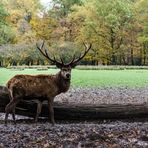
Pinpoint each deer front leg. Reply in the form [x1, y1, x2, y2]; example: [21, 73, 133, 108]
[35, 101, 42, 122]
[48, 99, 55, 125]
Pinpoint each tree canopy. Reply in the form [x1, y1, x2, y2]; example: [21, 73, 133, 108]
[0, 0, 148, 66]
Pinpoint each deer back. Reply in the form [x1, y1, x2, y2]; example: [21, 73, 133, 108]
[7, 74, 60, 100]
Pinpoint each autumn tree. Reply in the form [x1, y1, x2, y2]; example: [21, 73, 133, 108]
[136, 0, 148, 65]
[2, 0, 41, 43]
[0, 0, 148, 66]
[0, 2, 14, 45]
[0, 0, 44, 66]
[69, 0, 136, 65]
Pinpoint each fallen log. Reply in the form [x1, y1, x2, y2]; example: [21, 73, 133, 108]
[0, 86, 148, 120]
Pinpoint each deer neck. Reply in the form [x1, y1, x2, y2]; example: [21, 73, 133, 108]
[55, 72, 70, 94]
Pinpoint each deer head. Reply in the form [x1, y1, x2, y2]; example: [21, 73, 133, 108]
[36, 41, 92, 80]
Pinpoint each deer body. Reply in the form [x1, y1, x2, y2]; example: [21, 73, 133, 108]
[5, 41, 91, 125]
[5, 69, 71, 125]
[7, 73, 70, 101]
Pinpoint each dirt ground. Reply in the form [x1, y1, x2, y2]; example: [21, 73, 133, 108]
[0, 87, 147, 148]
[0, 119, 147, 148]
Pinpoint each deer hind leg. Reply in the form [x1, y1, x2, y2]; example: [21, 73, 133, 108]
[5, 97, 20, 125]
[12, 105, 16, 124]
[35, 101, 42, 122]
[5, 90, 12, 125]
[48, 99, 55, 125]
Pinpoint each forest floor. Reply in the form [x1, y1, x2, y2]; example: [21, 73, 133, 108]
[0, 87, 148, 148]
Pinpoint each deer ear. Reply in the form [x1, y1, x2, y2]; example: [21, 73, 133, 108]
[56, 63, 62, 69]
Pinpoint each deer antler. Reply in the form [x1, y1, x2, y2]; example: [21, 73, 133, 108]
[36, 41, 63, 66]
[37, 41, 92, 68]
[67, 42, 92, 66]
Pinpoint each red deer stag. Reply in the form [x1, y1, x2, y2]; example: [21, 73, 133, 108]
[5, 41, 92, 125]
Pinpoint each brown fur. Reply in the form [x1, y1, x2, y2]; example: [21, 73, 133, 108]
[5, 70, 70, 125]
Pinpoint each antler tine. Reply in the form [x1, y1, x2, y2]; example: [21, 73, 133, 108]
[36, 41, 63, 65]
[66, 54, 76, 66]
[36, 41, 49, 59]
[44, 49, 57, 63]
[71, 42, 92, 65]
[59, 56, 64, 64]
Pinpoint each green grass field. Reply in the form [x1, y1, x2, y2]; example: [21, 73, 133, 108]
[0, 68, 148, 87]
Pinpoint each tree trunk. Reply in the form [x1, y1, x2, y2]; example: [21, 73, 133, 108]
[0, 86, 148, 120]
[131, 48, 134, 65]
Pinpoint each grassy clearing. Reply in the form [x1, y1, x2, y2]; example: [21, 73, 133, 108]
[0, 68, 148, 87]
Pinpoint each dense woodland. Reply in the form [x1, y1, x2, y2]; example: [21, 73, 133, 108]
[0, 0, 147, 66]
